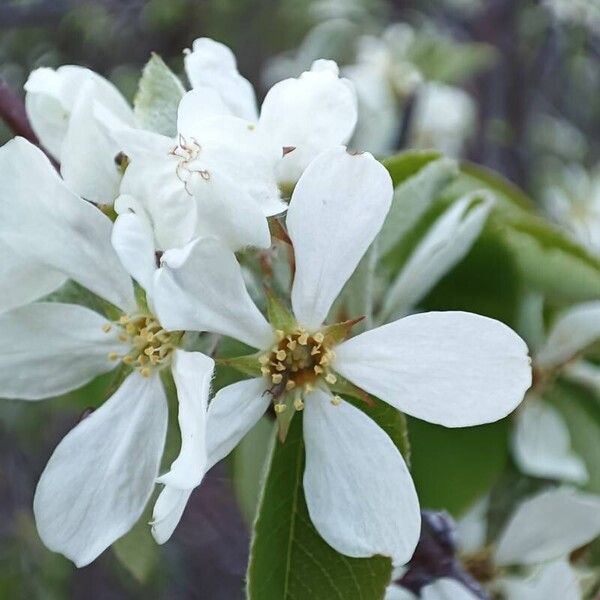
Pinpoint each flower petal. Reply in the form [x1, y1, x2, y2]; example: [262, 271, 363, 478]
[153, 237, 274, 349]
[206, 378, 270, 470]
[288, 147, 393, 329]
[25, 65, 130, 159]
[512, 398, 588, 484]
[455, 496, 489, 554]
[258, 60, 357, 183]
[151, 486, 193, 545]
[303, 389, 421, 566]
[335, 311, 531, 427]
[0, 239, 66, 313]
[421, 579, 480, 600]
[494, 487, 600, 566]
[0, 138, 135, 311]
[60, 80, 133, 204]
[0, 303, 126, 400]
[536, 301, 600, 369]
[385, 584, 416, 600]
[158, 350, 214, 489]
[495, 560, 580, 600]
[33, 372, 168, 566]
[380, 194, 492, 320]
[184, 38, 258, 121]
[177, 87, 232, 133]
[112, 212, 157, 297]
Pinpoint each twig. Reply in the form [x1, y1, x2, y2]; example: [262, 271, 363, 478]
[0, 77, 37, 143]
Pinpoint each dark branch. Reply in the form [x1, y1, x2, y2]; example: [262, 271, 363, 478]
[0, 77, 37, 143]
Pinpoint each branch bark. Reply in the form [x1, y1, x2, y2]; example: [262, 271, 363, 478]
[0, 77, 37, 143]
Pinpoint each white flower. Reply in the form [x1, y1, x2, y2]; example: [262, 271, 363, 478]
[511, 301, 600, 484]
[152, 146, 531, 564]
[542, 163, 600, 255]
[386, 578, 480, 599]
[452, 488, 600, 599]
[184, 37, 358, 185]
[492, 487, 600, 599]
[25, 65, 134, 204]
[0, 138, 213, 565]
[409, 82, 476, 157]
[343, 24, 422, 155]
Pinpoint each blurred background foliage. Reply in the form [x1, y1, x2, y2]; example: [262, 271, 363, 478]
[2, 0, 600, 598]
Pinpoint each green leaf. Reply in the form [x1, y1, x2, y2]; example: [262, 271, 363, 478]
[247, 412, 393, 600]
[134, 53, 185, 137]
[407, 416, 510, 516]
[382, 149, 443, 188]
[379, 157, 458, 258]
[493, 211, 600, 302]
[217, 353, 263, 377]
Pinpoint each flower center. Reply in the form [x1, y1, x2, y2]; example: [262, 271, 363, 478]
[258, 328, 341, 412]
[103, 314, 179, 377]
[169, 134, 210, 192]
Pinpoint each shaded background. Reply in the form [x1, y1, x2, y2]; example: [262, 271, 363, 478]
[1, 0, 599, 598]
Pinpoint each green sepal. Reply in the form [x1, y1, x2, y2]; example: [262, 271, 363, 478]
[329, 374, 373, 407]
[216, 354, 264, 377]
[323, 316, 364, 344]
[264, 287, 297, 332]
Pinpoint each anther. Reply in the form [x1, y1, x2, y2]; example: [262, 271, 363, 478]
[276, 350, 287, 361]
[325, 373, 337, 385]
[108, 352, 119, 361]
[285, 380, 296, 391]
[298, 333, 309, 345]
[140, 367, 152, 378]
[275, 330, 285, 341]
[314, 365, 323, 375]
[294, 397, 304, 411]
[102, 323, 112, 333]
[331, 395, 342, 406]
[274, 403, 287, 413]
[272, 373, 283, 384]
[313, 332, 325, 343]
[287, 340, 297, 350]
[123, 356, 134, 365]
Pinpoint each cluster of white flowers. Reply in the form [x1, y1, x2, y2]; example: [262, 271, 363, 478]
[0, 38, 532, 572]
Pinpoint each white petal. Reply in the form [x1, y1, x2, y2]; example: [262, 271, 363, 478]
[496, 560, 580, 600]
[421, 579, 480, 600]
[288, 147, 393, 329]
[206, 378, 270, 469]
[494, 487, 600, 566]
[150, 350, 214, 544]
[564, 360, 600, 392]
[303, 389, 421, 565]
[158, 350, 214, 489]
[0, 239, 66, 313]
[112, 212, 157, 296]
[153, 237, 274, 349]
[177, 111, 284, 218]
[536, 301, 600, 369]
[33, 372, 168, 566]
[258, 60, 357, 183]
[0, 138, 135, 311]
[385, 585, 416, 600]
[177, 87, 232, 133]
[335, 311, 531, 427]
[151, 486, 193, 545]
[184, 38, 258, 121]
[60, 80, 134, 204]
[25, 65, 130, 159]
[0, 303, 126, 400]
[380, 194, 492, 320]
[456, 496, 489, 554]
[512, 398, 588, 484]
[192, 168, 272, 251]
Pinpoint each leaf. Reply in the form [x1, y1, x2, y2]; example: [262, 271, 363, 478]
[265, 287, 296, 332]
[134, 53, 185, 137]
[247, 398, 410, 600]
[247, 414, 391, 600]
[382, 149, 443, 189]
[407, 416, 510, 516]
[379, 157, 458, 258]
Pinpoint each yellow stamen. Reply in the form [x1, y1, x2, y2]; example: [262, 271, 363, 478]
[102, 323, 112, 333]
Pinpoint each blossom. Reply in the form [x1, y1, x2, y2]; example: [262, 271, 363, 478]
[511, 300, 600, 484]
[464, 488, 600, 599]
[151, 146, 531, 564]
[409, 82, 476, 157]
[25, 65, 134, 203]
[0, 137, 213, 565]
[184, 37, 358, 185]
